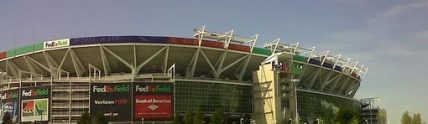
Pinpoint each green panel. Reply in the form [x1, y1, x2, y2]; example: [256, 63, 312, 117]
[252, 47, 272, 56]
[6, 50, 16, 57]
[33, 42, 44, 51]
[15, 45, 34, 56]
[291, 63, 304, 74]
[293, 55, 308, 62]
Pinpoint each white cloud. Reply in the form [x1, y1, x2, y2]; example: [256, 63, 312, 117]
[369, 0, 428, 24]
[380, 2, 427, 17]
[412, 30, 428, 42]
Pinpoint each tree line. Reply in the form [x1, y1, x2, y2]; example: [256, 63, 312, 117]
[174, 110, 225, 124]
[401, 111, 425, 124]
[1, 111, 108, 124]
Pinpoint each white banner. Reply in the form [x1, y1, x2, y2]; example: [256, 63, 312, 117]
[43, 39, 70, 49]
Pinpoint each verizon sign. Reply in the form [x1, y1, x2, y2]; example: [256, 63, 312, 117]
[43, 39, 70, 49]
[90, 83, 132, 122]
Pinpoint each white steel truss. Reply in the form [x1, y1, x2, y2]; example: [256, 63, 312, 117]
[264, 39, 368, 97]
[192, 26, 259, 81]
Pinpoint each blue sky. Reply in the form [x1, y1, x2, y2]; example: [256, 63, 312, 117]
[1, 0, 428, 123]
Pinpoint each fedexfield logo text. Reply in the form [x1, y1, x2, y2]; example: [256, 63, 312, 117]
[93, 84, 129, 93]
[135, 84, 171, 93]
[0, 91, 19, 100]
[22, 89, 49, 97]
[43, 39, 70, 48]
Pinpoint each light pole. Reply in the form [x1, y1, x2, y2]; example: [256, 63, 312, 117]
[141, 117, 144, 124]
[369, 100, 372, 124]
[291, 79, 300, 124]
[36, 105, 44, 124]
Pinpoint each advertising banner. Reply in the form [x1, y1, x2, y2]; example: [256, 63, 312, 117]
[90, 83, 131, 122]
[0, 89, 20, 123]
[21, 99, 49, 122]
[134, 95, 173, 120]
[134, 83, 173, 121]
[43, 39, 70, 49]
[20, 86, 50, 100]
[20, 86, 50, 123]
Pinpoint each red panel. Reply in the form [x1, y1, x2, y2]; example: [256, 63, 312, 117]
[134, 95, 173, 120]
[228, 44, 250, 52]
[167, 37, 198, 46]
[0, 52, 6, 59]
[201, 40, 224, 49]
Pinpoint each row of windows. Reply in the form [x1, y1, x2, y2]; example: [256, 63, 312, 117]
[297, 91, 360, 119]
[175, 81, 252, 113]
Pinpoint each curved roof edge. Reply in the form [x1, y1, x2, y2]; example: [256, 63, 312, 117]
[0, 36, 274, 60]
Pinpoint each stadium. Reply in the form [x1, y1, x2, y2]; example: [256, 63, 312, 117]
[0, 26, 367, 124]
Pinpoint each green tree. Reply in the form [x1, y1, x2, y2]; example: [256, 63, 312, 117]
[401, 111, 412, 124]
[349, 116, 360, 124]
[92, 113, 108, 124]
[77, 112, 91, 124]
[335, 108, 361, 124]
[210, 110, 224, 124]
[184, 111, 195, 124]
[2, 112, 13, 124]
[193, 111, 204, 124]
[317, 104, 336, 124]
[378, 109, 387, 124]
[412, 113, 422, 124]
[174, 116, 184, 124]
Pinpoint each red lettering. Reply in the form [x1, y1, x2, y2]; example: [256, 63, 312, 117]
[106, 86, 113, 92]
[31, 90, 36, 96]
[115, 99, 128, 105]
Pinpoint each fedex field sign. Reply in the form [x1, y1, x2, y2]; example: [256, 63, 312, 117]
[134, 84, 172, 94]
[21, 88, 49, 97]
[0, 91, 19, 100]
[90, 83, 132, 122]
[43, 39, 70, 49]
[92, 84, 129, 93]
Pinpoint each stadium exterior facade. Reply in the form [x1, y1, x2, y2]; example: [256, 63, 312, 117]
[0, 27, 367, 124]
